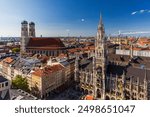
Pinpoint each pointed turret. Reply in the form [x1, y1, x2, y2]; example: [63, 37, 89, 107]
[98, 14, 104, 31]
[97, 14, 105, 45]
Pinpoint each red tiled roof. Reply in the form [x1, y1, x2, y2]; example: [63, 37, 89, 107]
[83, 46, 95, 51]
[127, 38, 135, 41]
[138, 39, 150, 45]
[37, 54, 49, 60]
[27, 47, 64, 50]
[3, 57, 14, 64]
[27, 37, 65, 48]
[68, 48, 78, 53]
[32, 64, 64, 77]
[37, 54, 49, 63]
[138, 38, 150, 42]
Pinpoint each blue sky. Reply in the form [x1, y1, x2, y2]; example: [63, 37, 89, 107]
[0, 0, 150, 37]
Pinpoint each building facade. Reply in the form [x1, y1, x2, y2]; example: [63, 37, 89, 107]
[0, 76, 10, 100]
[30, 61, 74, 98]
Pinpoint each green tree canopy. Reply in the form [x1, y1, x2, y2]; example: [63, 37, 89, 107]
[12, 75, 29, 92]
[12, 48, 20, 53]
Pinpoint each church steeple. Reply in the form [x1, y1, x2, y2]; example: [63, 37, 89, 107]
[98, 14, 104, 30]
[94, 13, 106, 100]
[97, 14, 105, 41]
[95, 14, 106, 61]
[21, 20, 29, 53]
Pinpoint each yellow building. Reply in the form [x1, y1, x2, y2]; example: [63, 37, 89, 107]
[30, 64, 64, 98]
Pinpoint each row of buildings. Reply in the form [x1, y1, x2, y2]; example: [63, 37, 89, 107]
[0, 54, 75, 98]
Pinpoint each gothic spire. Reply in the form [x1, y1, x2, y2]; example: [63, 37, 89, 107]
[98, 13, 104, 30]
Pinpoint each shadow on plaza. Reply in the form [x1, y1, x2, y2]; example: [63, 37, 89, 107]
[46, 86, 83, 100]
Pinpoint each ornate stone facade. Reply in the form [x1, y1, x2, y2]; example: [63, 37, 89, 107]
[76, 15, 150, 100]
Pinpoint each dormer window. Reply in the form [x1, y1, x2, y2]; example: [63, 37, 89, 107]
[5, 82, 8, 87]
[2, 83, 4, 87]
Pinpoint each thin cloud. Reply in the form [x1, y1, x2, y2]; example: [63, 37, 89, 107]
[131, 11, 137, 15]
[140, 10, 145, 13]
[81, 19, 85, 22]
[131, 9, 150, 15]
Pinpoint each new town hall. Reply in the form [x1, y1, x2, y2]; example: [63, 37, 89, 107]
[75, 15, 150, 100]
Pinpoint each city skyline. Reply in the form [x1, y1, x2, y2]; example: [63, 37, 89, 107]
[0, 0, 150, 37]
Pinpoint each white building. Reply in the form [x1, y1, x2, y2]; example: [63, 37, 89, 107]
[0, 76, 10, 100]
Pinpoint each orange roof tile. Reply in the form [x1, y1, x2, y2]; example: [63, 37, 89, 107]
[128, 38, 135, 41]
[68, 49, 78, 53]
[32, 64, 64, 77]
[3, 57, 14, 64]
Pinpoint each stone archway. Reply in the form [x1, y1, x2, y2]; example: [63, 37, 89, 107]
[89, 90, 93, 95]
[80, 88, 84, 94]
[111, 97, 115, 100]
[85, 89, 88, 95]
[97, 89, 101, 98]
[106, 95, 110, 100]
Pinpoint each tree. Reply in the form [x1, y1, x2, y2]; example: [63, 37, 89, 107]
[12, 75, 30, 92]
[12, 48, 20, 53]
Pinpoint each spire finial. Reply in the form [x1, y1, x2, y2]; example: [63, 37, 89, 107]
[100, 13, 102, 25]
[98, 13, 104, 29]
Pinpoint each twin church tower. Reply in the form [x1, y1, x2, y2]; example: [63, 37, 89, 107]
[21, 21, 36, 53]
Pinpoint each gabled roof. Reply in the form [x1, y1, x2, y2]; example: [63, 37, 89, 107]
[32, 64, 64, 77]
[3, 57, 14, 64]
[0, 76, 8, 83]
